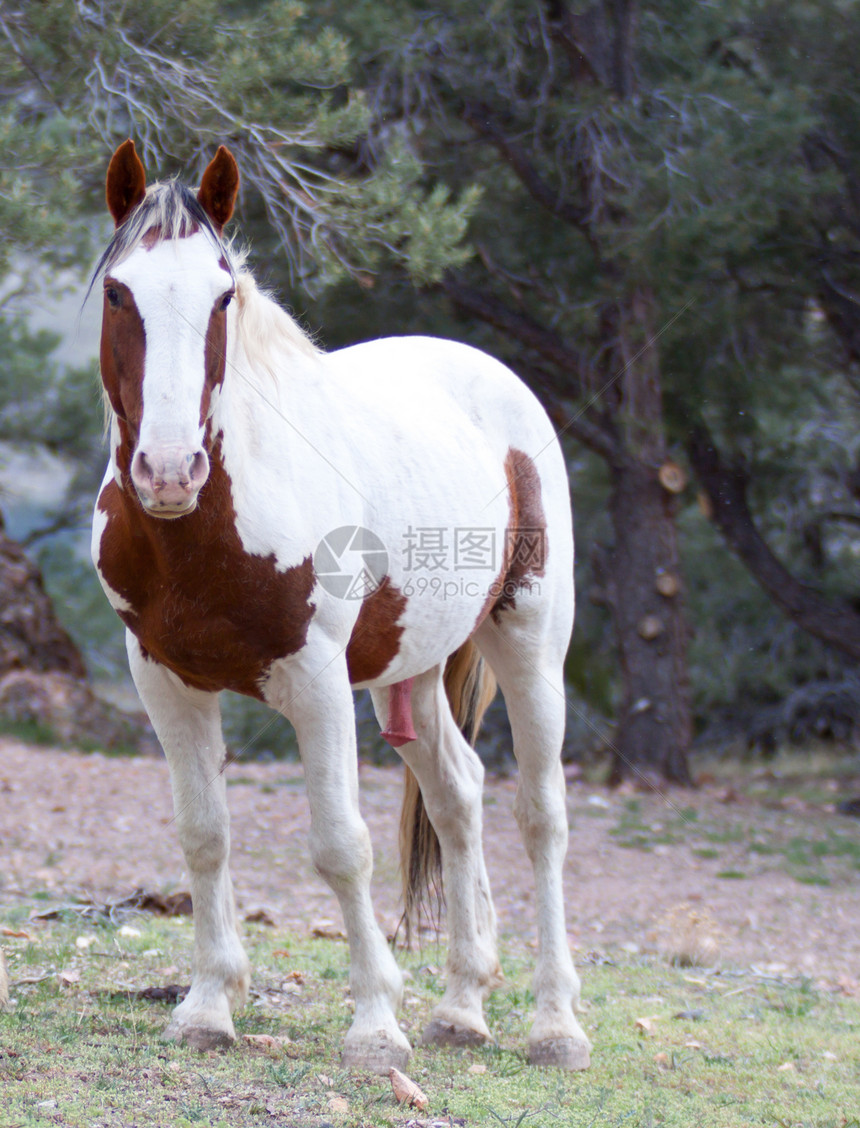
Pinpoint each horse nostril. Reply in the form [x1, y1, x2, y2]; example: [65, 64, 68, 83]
[188, 450, 209, 485]
[131, 448, 155, 488]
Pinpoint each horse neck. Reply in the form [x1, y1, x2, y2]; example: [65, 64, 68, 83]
[219, 300, 324, 448]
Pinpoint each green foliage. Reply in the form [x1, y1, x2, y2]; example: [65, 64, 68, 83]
[0, 318, 101, 456]
[0, 0, 478, 289]
[0, 109, 95, 273]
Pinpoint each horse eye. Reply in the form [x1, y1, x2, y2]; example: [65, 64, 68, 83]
[105, 286, 121, 309]
[219, 291, 234, 311]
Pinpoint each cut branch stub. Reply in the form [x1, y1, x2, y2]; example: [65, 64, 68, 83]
[638, 615, 665, 640]
[655, 572, 680, 598]
[697, 490, 714, 520]
[658, 460, 687, 494]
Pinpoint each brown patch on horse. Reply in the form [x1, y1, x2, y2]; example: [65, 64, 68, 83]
[95, 440, 316, 698]
[198, 146, 240, 233]
[100, 280, 146, 431]
[346, 577, 407, 684]
[201, 305, 228, 423]
[492, 447, 548, 620]
[106, 139, 146, 227]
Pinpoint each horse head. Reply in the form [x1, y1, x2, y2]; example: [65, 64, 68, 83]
[99, 140, 240, 518]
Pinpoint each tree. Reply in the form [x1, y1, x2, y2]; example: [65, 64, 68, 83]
[675, 4, 860, 677]
[0, 0, 477, 290]
[299, 0, 840, 782]
[0, 0, 478, 746]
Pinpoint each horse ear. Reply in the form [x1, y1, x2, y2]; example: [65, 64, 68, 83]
[198, 146, 240, 233]
[106, 140, 147, 227]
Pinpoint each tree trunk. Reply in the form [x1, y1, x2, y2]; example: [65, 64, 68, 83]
[604, 292, 693, 785]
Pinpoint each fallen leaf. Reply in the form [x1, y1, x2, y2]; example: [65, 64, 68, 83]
[273, 948, 290, 958]
[284, 970, 305, 984]
[1, 928, 30, 940]
[777, 1061, 796, 1072]
[328, 1096, 349, 1114]
[467, 1063, 487, 1074]
[118, 926, 140, 939]
[402, 1121, 466, 1128]
[58, 968, 80, 986]
[75, 935, 98, 950]
[779, 796, 808, 812]
[242, 1033, 291, 1051]
[684, 1039, 702, 1050]
[97, 983, 190, 1003]
[635, 1016, 658, 1036]
[311, 920, 347, 941]
[389, 1066, 429, 1110]
[836, 975, 859, 997]
[653, 1052, 670, 1068]
[244, 907, 276, 927]
[110, 890, 192, 916]
[716, 786, 741, 804]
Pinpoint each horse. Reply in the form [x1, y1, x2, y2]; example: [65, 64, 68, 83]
[90, 139, 590, 1073]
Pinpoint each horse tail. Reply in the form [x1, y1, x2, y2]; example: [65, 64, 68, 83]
[399, 640, 497, 943]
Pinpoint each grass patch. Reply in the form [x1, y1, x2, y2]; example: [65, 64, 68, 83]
[1, 904, 859, 1127]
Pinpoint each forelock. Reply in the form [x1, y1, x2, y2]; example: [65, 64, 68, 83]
[88, 179, 236, 298]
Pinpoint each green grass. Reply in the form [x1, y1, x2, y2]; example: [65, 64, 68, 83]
[593, 751, 860, 894]
[2, 907, 859, 1127]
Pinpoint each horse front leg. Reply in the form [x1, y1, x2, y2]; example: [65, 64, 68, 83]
[127, 634, 250, 1049]
[267, 655, 410, 1074]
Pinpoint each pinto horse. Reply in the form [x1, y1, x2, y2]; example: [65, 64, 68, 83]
[90, 140, 590, 1073]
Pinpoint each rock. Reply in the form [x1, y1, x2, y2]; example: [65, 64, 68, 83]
[0, 669, 154, 753]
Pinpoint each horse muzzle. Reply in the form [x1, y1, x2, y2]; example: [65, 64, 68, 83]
[130, 445, 210, 519]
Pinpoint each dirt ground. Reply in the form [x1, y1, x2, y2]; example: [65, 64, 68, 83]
[1, 737, 859, 990]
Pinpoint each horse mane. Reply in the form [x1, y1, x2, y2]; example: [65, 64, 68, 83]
[233, 266, 320, 371]
[90, 177, 320, 395]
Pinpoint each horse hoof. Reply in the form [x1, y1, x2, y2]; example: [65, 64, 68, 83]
[420, 1019, 491, 1049]
[529, 1036, 591, 1070]
[163, 1022, 235, 1051]
[342, 1032, 411, 1075]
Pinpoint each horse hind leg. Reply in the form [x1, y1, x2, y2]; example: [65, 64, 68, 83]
[474, 614, 591, 1070]
[371, 654, 502, 1048]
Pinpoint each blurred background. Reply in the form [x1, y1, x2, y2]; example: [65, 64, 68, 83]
[3, 0, 860, 785]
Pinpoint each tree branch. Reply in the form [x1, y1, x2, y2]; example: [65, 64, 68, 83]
[442, 275, 586, 374]
[520, 363, 620, 462]
[441, 276, 619, 461]
[460, 99, 589, 229]
[687, 424, 860, 661]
